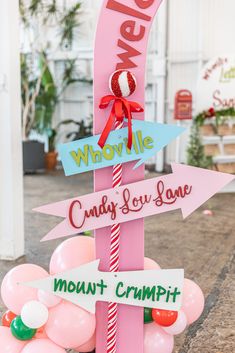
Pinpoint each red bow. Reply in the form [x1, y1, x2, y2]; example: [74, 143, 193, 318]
[98, 95, 144, 150]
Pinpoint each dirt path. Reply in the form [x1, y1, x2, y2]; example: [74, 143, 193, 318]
[0, 170, 234, 352]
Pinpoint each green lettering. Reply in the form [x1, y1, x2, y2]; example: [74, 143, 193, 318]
[170, 287, 181, 303]
[103, 145, 114, 160]
[68, 281, 76, 293]
[97, 279, 108, 295]
[76, 281, 86, 294]
[70, 145, 89, 166]
[133, 287, 142, 300]
[137, 130, 144, 153]
[156, 286, 167, 301]
[54, 278, 67, 293]
[113, 143, 123, 156]
[86, 282, 96, 295]
[132, 133, 139, 154]
[116, 282, 126, 298]
[89, 146, 102, 163]
[142, 286, 156, 301]
[126, 286, 135, 298]
[143, 136, 154, 149]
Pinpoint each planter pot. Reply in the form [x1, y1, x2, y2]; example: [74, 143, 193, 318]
[23, 140, 45, 173]
[45, 151, 58, 171]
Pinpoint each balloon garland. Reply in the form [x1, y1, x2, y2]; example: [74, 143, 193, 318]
[0, 236, 205, 353]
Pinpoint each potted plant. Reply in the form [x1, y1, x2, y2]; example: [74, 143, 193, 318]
[44, 118, 93, 171]
[20, 0, 83, 172]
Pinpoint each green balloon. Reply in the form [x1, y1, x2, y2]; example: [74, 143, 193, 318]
[10, 316, 36, 341]
[144, 308, 153, 324]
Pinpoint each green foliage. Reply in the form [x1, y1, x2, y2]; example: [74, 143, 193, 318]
[60, 3, 81, 47]
[195, 107, 235, 128]
[187, 124, 213, 169]
[47, 118, 93, 152]
[20, 0, 84, 140]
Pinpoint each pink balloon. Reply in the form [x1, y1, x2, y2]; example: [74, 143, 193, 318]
[50, 236, 95, 275]
[1, 264, 48, 315]
[0, 326, 27, 353]
[163, 310, 187, 335]
[21, 339, 66, 353]
[182, 278, 205, 324]
[38, 289, 61, 308]
[144, 257, 161, 270]
[144, 323, 174, 353]
[45, 301, 96, 349]
[75, 331, 96, 352]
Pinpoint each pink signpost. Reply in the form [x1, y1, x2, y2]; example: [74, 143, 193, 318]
[1, 2, 235, 352]
[93, 1, 163, 353]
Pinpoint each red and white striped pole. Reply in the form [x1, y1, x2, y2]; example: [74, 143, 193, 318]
[106, 70, 137, 353]
[107, 120, 123, 353]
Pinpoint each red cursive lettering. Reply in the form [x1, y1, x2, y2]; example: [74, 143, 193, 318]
[120, 188, 151, 214]
[68, 196, 118, 229]
[154, 181, 192, 207]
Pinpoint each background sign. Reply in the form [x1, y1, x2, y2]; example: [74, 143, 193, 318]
[197, 56, 235, 112]
[174, 90, 192, 120]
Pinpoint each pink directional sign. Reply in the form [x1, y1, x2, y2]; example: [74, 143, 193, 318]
[35, 164, 234, 241]
[93, 1, 163, 353]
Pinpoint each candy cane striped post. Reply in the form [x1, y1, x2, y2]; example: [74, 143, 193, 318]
[107, 119, 123, 353]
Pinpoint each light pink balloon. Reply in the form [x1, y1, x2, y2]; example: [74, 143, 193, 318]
[182, 278, 205, 324]
[50, 236, 95, 275]
[21, 339, 66, 353]
[45, 301, 96, 349]
[144, 257, 161, 270]
[144, 323, 174, 353]
[75, 331, 96, 352]
[0, 326, 27, 353]
[1, 264, 48, 315]
[38, 289, 61, 308]
[163, 310, 187, 335]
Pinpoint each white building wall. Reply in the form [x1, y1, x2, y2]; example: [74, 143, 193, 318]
[39, 0, 235, 167]
[165, 0, 235, 165]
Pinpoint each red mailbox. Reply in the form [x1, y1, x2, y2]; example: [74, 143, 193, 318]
[174, 90, 192, 120]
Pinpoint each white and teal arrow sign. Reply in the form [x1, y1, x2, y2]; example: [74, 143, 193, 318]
[58, 121, 185, 176]
[23, 260, 184, 313]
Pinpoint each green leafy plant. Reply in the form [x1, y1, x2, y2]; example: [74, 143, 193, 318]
[195, 107, 235, 128]
[187, 124, 213, 169]
[46, 118, 93, 152]
[20, 0, 83, 140]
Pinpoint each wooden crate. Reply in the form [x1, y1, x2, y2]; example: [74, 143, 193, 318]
[215, 163, 235, 174]
[217, 124, 235, 136]
[200, 125, 216, 136]
[224, 144, 235, 155]
[204, 144, 220, 156]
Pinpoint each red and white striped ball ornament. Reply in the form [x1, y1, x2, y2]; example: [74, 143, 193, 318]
[109, 70, 137, 97]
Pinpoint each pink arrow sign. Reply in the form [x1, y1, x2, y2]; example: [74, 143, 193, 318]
[35, 164, 234, 241]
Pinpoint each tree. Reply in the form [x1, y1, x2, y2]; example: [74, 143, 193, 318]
[187, 124, 213, 169]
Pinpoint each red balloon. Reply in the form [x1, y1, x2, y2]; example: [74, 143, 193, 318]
[2, 310, 17, 327]
[152, 309, 178, 327]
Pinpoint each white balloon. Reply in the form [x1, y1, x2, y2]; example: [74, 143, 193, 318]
[163, 310, 187, 335]
[21, 300, 49, 329]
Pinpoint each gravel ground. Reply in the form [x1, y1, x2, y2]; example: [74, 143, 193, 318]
[0, 170, 234, 352]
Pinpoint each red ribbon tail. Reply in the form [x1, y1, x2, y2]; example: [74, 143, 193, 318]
[127, 109, 133, 150]
[98, 106, 116, 148]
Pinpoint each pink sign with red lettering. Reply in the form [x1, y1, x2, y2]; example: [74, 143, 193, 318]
[93, 2, 163, 353]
